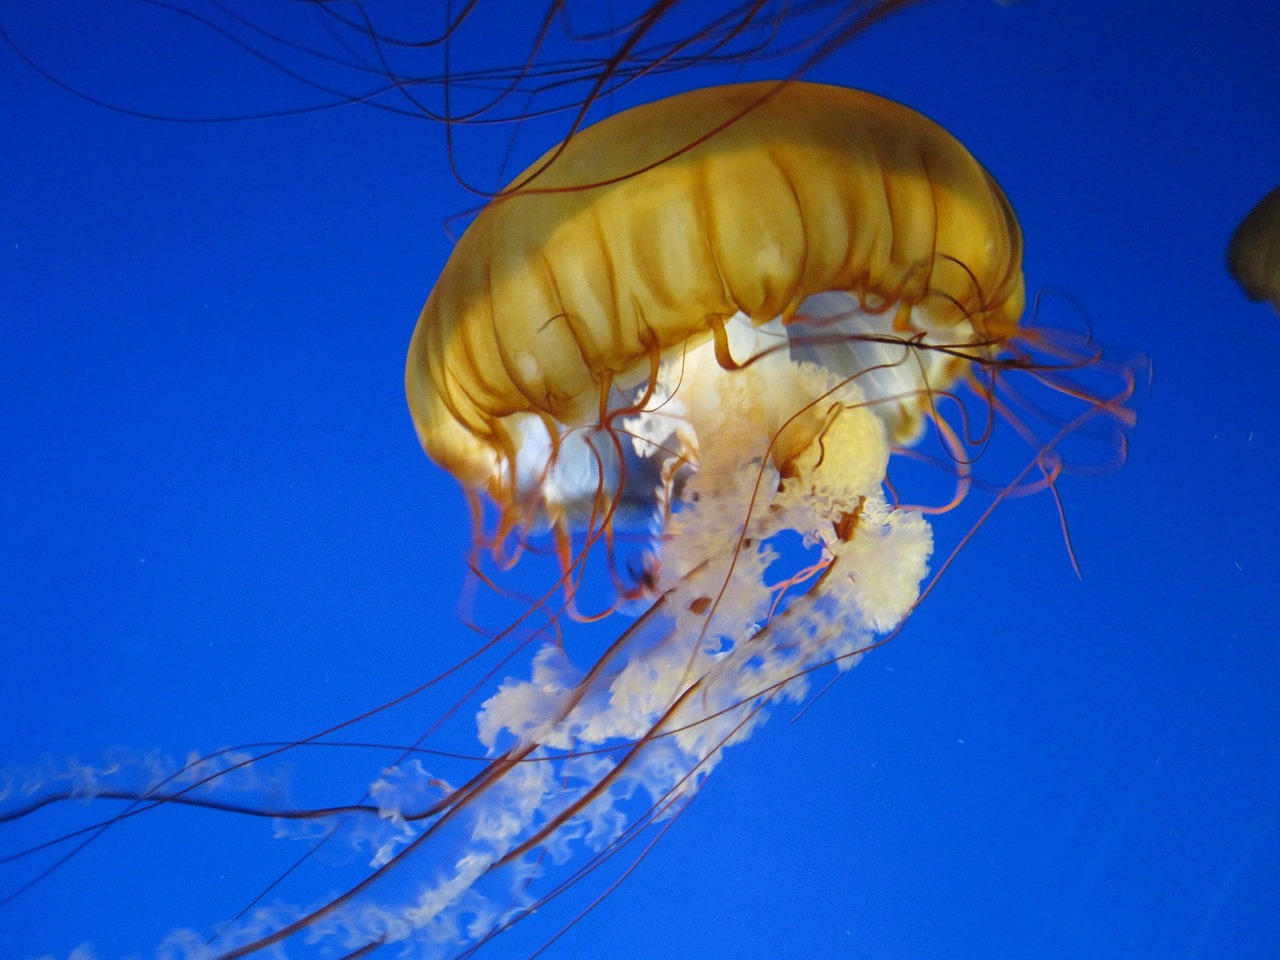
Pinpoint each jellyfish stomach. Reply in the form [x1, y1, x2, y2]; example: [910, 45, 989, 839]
[462, 292, 940, 900]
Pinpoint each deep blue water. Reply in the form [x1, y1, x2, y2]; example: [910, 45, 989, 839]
[2, 3, 1278, 958]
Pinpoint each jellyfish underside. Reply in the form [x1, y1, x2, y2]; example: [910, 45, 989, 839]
[478, 294, 944, 784]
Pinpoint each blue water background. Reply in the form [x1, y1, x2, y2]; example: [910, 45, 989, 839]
[2, 2, 1277, 958]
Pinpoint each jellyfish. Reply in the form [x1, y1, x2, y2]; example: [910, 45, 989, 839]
[1227, 186, 1280, 312]
[2, 80, 1132, 959]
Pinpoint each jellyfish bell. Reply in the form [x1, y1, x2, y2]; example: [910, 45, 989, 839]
[1227, 185, 1280, 312]
[407, 81, 1022, 535]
